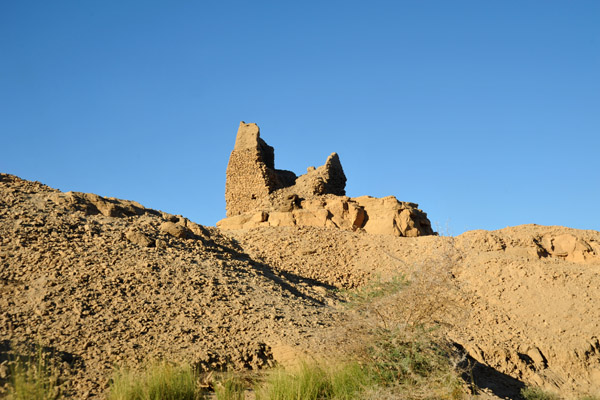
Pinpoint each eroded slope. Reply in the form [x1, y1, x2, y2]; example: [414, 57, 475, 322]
[0, 174, 340, 397]
[229, 224, 600, 397]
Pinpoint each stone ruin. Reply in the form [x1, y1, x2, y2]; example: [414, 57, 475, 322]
[217, 121, 435, 237]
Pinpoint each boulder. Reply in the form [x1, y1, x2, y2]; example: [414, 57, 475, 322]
[353, 196, 434, 237]
[159, 222, 189, 239]
[125, 229, 154, 247]
[541, 233, 594, 262]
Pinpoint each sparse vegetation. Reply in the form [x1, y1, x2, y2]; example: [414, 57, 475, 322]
[216, 253, 466, 400]
[344, 274, 409, 305]
[339, 247, 467, 399]
[364, 327, 464, 399]
[213, 375, 245, 400]
[6, 347, 61, 400]
[520, 386, 560, 400]
[255, 361, 372, 400]
[108, 362, 200, 400]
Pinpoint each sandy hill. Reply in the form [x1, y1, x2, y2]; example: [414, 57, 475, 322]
[0, 173, 341, 397]
[1, 172, 600, 399]
[232, 224, 600, 396]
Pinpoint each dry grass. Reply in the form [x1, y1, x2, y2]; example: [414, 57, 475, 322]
[255, 361, 372, 400]
[213, 375, 245, 400]
[5, 346, 61, 400]
[336, 240, 468, 399]
[108, 361, 201, 400]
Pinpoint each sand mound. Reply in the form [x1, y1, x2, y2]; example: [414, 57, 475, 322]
[0, 174, 340, 397]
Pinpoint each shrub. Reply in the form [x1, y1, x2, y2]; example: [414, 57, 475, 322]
[364, 326, 464, 400]
[340, 244, 467, 399]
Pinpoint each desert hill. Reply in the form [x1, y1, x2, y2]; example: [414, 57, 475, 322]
[0, 173, 343, 397]
[215, 121, 600, 397]
[2, 172, 600, 398]
[231, 224, 600, 396]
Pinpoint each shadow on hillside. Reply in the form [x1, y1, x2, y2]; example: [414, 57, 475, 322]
[0, 340, 83, 366]
[0, 339, 84, 391]
[457, 345, 526, 400]
[213, 237, 338, 305]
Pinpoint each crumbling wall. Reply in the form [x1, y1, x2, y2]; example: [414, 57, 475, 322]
[225, 122, 297, 217]
[281, 153, 346, 198]
[225, 121, 346, 217]
[220, 121, 435, 237]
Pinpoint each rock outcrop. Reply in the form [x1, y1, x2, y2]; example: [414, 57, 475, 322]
[218, 122, 435, 237]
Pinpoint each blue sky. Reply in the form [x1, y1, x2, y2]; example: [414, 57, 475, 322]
[1, 1, 598, 234]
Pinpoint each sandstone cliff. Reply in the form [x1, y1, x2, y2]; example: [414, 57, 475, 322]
[218, 122, 435, 237]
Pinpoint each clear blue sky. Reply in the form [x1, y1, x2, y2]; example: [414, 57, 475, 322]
[1, 1, 599, 234]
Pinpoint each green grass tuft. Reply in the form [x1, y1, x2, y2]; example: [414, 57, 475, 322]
[520, 386, 560, 400]
[214, 375, 245, 400]
[256, 360, 372, 400]
[6, 347, 61, 400]
[108, 361, 201, 400]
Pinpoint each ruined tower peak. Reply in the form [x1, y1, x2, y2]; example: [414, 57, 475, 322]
[234, 121, 261, 151]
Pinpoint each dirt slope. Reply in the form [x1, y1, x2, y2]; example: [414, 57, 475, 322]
[230, 225, 600, 397]
[2, 173, 599, 399]
[0, 174, 340, 397]
[453, 226, 600, 395]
